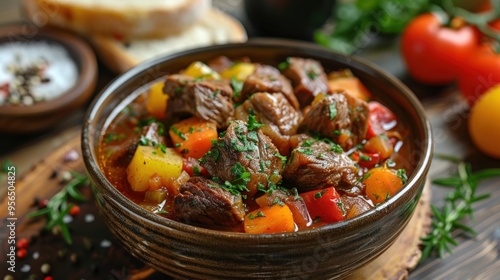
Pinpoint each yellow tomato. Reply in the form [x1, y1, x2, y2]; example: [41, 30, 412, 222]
[468, 85, 500, 159]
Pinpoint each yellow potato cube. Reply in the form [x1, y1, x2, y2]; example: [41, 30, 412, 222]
[126, 145, 183, 192]
[146, 81, 169, 119]
[220, 62, 256, 81]
[182, 61, 221, 80]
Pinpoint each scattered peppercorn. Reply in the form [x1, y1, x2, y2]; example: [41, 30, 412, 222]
[69, 205, 80, 216]
[17, 237, 29, 249]
[17, 248, 27, 259]
[69, 252, 79, 264]
[40, 263, 51, 274]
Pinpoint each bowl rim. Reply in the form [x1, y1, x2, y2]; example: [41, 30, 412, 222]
[0, 22, 97, 116]
[82, 38, 433, 240]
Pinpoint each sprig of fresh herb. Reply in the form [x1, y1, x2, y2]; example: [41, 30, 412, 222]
[420, 155, 500, 261]
[27, 171, 88, 244]
[315, 0, 432, 54]
[0, 159, 15, 180]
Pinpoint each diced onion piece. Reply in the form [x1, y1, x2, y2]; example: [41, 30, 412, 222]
[144, 189, 168, 204]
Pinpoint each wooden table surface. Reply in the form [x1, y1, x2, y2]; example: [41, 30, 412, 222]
[1, 0, 499, 279]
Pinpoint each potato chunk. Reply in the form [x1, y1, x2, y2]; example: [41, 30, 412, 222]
[126, 145, 183, 192]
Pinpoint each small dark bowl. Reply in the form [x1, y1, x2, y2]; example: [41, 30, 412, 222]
[82, 39, 433, 279]
[0, 23, 97, 134]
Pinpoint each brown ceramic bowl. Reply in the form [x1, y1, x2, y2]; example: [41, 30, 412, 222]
[0, 23, 97, 134]
[82, 39, 433, 279]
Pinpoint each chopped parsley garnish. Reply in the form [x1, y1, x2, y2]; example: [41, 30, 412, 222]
[291, 188, 303, 201]
[314, 189, 328, 199]
[247, 130, 259, 142]
[193, 165, 201, 176]
[247, 110, 264, 131]
[307, 69, 319, 80]
[301, 139, 314, 147]
[328, 102, 337, 120]
[212, 89, 221, 99]
[139, 135, 149, 146]
[259, 160, 271, 173]
[274, 152, 287, 168]
[337, 201, 346, 216]
[360, 155, 372, 161]
[297, 147, 314, 155]
[275, 197, 285, 206]
[278, 57, 291, 70]
[397, 169, 408, 184]
[231, 77, 244, 99]
[333, 130, 341, 136]
[104, 133, 126, 143]
[170, 126, 187, 140]
[248, 211, 266, 219]
[214, 162, 251, 196]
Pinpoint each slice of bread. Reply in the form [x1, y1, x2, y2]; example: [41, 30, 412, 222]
[90, 8, 247, 73]
[22, 0, 211, 38]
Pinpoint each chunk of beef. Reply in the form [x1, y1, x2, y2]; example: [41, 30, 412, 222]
[163, 74, 234, 129]
[234, 92, 301, 155]
[240, 64, 300, 109]
[174, 177, 245, 227]
[206, 56, 234, 73]
[282, 138, 358, 192]
[341, 91, 369, 144]
[201, 120, 283, 197]
[298, 91, 368, 150]
[281, 57, 329, 107]
[106, 122, 166, 166]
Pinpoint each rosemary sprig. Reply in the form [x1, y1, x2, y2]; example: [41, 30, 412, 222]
[27, 171, 88, 244]
[0, 159, 15, 180]
[420, 155, 500, 261]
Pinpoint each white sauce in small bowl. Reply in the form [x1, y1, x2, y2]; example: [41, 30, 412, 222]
[0, 41, 79, 106]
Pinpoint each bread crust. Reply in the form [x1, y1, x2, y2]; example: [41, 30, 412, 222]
[22, 0, 211, 38]
[90, 8, 247, 73]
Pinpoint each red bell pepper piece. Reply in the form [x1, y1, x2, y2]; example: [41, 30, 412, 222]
[301, 187, 345, 223]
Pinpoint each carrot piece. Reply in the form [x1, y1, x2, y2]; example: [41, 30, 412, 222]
[244, 204, 295, 234]
[363, 135, 394, 160]
[255, 191, 312, 229]
[146, 80, 169, 119]
[327, 69, 372, 101]
[363, 167, 405, 204]
[169, 116, 218, 159]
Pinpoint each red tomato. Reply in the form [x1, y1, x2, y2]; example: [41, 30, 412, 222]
[366, 101, 396, 139]
[458, 43, 500, 106]
[400, 13, 480, 85]
[301, 187, 345, 223]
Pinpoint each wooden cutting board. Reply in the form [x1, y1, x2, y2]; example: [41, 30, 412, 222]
[0, 133, 431, 280]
